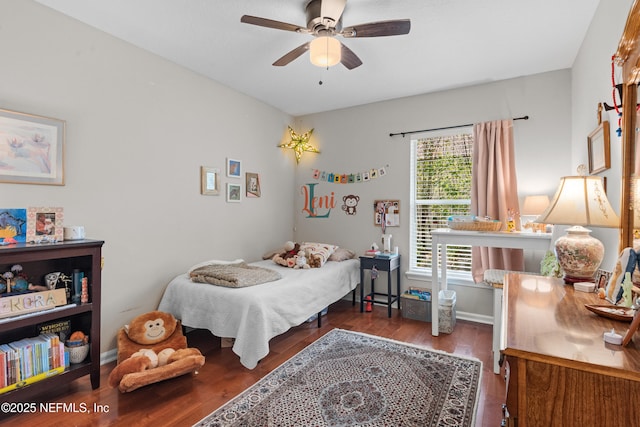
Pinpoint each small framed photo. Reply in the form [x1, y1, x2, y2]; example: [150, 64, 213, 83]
[226, 183, 241, 203]
[594, 269, 612, 290]
[226, 158, 241, 178]
[200, 166, 219, 195]
[0, 108, 65, 185]
[26, 207, 64, 242]
[588, 121, 610, 174]
[246, 172, 261, 198]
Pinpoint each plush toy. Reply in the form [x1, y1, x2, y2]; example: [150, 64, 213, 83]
[294, 250, 310, 269]
[307, 251, 322, 268]
[272, 241, 302, 267]
[282, 241, 300, 259]
[108, 310, 205, 392]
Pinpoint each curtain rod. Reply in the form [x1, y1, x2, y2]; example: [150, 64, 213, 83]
[389, 115, 529, 138]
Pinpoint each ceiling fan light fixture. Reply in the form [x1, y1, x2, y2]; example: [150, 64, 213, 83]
[309, 36, 341, 68]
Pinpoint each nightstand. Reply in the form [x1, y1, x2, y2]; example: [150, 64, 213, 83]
[359, 255, 401, 317]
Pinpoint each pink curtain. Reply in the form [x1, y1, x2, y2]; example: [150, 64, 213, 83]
[471, 120, 524, 282]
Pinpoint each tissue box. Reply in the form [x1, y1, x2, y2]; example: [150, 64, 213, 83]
[574, 282, 596, 293]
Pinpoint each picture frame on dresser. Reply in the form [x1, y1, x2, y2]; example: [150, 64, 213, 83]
[0, 108, 65, 185]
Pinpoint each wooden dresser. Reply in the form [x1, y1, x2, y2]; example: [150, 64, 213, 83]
[501, 274, 640, 427]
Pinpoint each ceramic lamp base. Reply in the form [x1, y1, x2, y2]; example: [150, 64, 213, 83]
[555, 225, 604, 284]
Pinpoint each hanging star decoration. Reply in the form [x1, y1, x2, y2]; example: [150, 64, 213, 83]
[278, 126, 320, 164]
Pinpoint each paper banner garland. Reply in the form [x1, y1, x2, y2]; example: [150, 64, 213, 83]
[312, 165, 388, 183]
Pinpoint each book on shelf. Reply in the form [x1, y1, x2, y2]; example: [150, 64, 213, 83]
[0, 333, 66, 393]
[0, 365, 64, 395]
[363, 250, 380, 257]
[375, 252, 398, 259]
[38, 319, 71, 342]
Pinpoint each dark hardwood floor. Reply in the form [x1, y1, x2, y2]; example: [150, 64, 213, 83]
[4, 300, 505, 426]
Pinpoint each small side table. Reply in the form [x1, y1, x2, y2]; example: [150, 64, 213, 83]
[360, 255, 401, 317]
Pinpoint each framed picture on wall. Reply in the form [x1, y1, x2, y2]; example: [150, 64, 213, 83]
[226, 183, 241, 203]
[200, 166, 219, 195]
[226, 158, 241, 178]
[0, 108, 65, 185]
[587, 121, 610, 174]
[245, 172, 260, 198]
[374, 200, 400, 227]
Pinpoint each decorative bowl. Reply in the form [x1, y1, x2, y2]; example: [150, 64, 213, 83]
[65, 343, 89, 364]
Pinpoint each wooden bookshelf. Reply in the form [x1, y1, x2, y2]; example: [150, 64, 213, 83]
[0, 239, 103, 403]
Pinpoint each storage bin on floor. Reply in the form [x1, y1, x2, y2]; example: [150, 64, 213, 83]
[438, 290, 457, 334]
[401, 287, 431, 321]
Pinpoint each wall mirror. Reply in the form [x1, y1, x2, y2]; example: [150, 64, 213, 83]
[614, 0, 640, 250]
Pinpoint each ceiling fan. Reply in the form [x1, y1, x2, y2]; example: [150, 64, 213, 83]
[240, 0, 411, 70]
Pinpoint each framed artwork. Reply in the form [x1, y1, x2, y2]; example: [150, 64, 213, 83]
[374, 200, 400, 227]
[0, 108, 65, 185]
[587, 121, 610, 174]
[26, 207, 64, 242]
[0, 208, 27, 243]
[594, 269, 611, 291]
[226, 158, 241, 178]
[200, 166, 219, 195]
[246, 172, 261, 198]
[226, 183, 241, 203]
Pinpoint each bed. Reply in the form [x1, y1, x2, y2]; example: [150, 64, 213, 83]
[157, 257, 360, 369]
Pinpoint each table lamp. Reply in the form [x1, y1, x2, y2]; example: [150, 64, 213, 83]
[521, 195, 550, 233]
[535, 176, 619, 284]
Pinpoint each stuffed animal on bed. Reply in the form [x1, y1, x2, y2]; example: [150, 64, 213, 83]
[273, 241, 302, 268]
[294, 250, 310, 269]
[108, 310, 205, 392]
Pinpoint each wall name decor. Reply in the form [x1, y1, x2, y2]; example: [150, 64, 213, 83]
[301, 183, 335, 218]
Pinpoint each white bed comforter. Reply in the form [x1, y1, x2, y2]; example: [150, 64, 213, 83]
[157, 259, 360, 369]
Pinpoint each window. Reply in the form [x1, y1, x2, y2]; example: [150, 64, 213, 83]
[410, 129, 473, 276]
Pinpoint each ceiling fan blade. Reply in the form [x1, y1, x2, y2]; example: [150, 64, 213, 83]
[340, 43, 362, 70]
[321, 0, 347, 25]
[241, 15, 308, 33]
[341, 19, 411, 38]
[273, 42, 311, 66]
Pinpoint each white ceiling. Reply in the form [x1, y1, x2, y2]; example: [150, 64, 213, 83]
[34, 0, 600, 116]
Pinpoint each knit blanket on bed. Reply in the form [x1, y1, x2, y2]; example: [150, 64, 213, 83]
[189, 262, 282, 288]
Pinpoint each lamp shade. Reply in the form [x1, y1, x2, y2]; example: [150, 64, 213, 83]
[309, 36, 341, 67]
[536, 176, 620, 284]
[522, 195, 550, 216]
[535, 176, 619, 227]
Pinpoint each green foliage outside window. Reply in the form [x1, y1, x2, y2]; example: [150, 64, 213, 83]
[413, 134, 473, 271]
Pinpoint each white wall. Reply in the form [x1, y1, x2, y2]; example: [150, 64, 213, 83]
[572, 0, 634, 269]
[295, 71, 572, 320]
[0, 0, 295, 353]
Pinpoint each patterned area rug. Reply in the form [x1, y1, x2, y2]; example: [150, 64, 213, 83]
[194, 329, 482, 427]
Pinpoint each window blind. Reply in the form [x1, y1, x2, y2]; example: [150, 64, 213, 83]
[411, 133, 473, 272]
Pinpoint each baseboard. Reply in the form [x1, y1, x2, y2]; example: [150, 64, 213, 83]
[100, 348, 117, 365]
[456, 310, 493, 325]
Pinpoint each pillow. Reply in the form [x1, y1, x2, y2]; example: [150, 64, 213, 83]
[328, 248, 356, 262]
[300, 242, 338, 268]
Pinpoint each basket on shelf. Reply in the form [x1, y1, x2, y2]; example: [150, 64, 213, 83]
[447, 220, 502, 232]
[65, 343, 89, 364]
